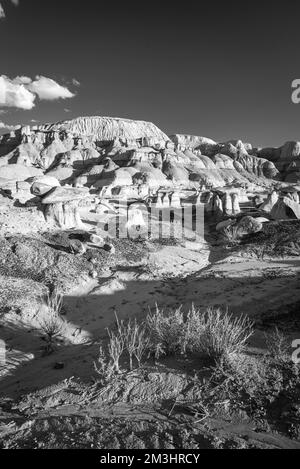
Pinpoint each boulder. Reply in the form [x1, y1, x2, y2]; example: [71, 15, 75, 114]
[90, 234, 105, 247]
[31, 176, 60, 196]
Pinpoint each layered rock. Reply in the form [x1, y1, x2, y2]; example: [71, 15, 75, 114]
[42, 187, 90, 229]
[0, 116, 296, 205]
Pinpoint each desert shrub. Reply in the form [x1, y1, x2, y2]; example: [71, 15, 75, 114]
[146, 305, 185, 358]
[265, 327, 291, 363]
[146, 305, 253, 362]
[39, 289, 65, 354]
[185, 307, 254, 361]
[95, 306, 253, 377]
[95, 315, 150, 378]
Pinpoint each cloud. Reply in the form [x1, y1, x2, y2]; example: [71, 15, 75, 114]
[0, 121, 21, 131]
[0, 4, 5, 19]
[0, 0, 19, 19]
[27, 76, 75, 101]
[72, 78, 81, 87]
[0, 76, 36, 109]
[13, 75, 32, 85]
[0, 75, 76, 110]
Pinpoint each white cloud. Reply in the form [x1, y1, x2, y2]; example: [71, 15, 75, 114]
[0, 0, 19, 19]
[72, 78, 81, 87]
[0, 3, 5, 19]
[0, 76, 36, 109]
[0, 75, 76, 110]
[27, 76, 75, 101]
[0, 121, 21, 131]
[13, 75, 32, 85]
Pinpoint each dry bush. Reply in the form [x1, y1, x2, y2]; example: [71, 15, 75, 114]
[185, 307, 254, 361]
[146, 305, 253, 362]
[95, 315, 150, 378]
[146, 305, 185, 359]
[95, 306, 253, 379]
[39, 289, 65, 355]
[265, 327, 291, 363]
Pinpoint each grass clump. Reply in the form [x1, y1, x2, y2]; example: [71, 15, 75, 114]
[145, 305, 185, 359]
[145, 305, 253, 363]
[185, 306, 253, 361]
[95, 306, 253, 379]
[95, 314, 150, 381]
[39, 289, 65, 355]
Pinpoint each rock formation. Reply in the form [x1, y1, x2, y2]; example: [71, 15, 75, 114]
[41, 187, 90, 229]
[0, 115, 299, 222]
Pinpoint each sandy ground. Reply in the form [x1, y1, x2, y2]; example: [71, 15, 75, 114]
[0, 237, 299, 399]
[0, 224, 300, 449]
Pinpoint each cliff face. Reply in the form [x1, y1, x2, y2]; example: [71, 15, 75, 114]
[30, 116, 170, 144]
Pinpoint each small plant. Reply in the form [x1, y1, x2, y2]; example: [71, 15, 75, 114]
[39, 289, 65, 355]
[95, 315, 150, 379]
[94, 344, 115, 382]
[145, 305, 253, 362]
[121, 318, 150, 370]
[106, 326, 124, 374]
[191, 307, 254, 361]
[146, 305, 185, 359]
[265, 327, 291, 363]
[221, 225, 241, 245]
[45, 288, 63, 316]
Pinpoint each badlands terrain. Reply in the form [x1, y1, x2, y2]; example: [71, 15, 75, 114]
[0, 116, 300, 449]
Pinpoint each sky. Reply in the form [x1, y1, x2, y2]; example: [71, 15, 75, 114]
[0, 0, 300, 147]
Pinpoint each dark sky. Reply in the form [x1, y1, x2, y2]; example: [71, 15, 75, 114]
[1, 0, 300, 146]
